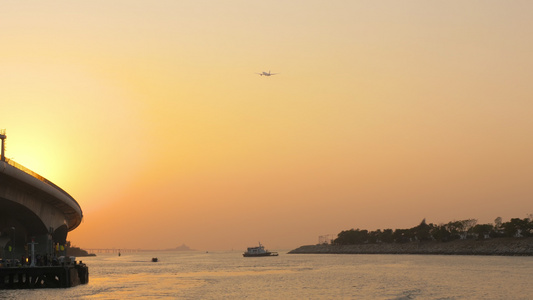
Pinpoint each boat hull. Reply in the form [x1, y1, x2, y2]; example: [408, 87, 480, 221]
[242, 252, 278, 257]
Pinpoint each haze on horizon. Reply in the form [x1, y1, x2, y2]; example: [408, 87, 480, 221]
[1, 1, 532, 251]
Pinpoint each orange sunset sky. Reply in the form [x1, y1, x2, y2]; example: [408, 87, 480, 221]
[1, 1, 533, 251]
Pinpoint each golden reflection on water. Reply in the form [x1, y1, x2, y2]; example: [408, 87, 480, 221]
[7, 252, 531, 299]
[177, 269, 297, 277]
[86, 265, 298, 299]
[87, 273, 205, 299]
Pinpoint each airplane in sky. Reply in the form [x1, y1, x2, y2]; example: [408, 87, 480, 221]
[257, 71, 278, 76]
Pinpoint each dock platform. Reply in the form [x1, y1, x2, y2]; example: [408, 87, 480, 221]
[0, 262, 88, 289]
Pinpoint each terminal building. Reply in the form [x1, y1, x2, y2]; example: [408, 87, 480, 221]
[0, 130, 83, 262]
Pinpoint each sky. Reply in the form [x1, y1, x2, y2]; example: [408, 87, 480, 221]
[1, 1, 533, 251]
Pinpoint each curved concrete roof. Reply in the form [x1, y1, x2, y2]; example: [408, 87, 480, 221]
[0, 160, 83, 231]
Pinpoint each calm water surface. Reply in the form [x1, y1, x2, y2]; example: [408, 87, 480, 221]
[1, 251, 532, 299]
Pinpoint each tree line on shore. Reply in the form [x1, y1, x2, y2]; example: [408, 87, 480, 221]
[332, 216, 533, 245]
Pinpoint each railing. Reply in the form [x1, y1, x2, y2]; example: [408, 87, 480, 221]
[3, 157, 81, 212]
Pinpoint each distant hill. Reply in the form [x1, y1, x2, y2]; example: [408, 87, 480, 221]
[164, 244, 196, 251]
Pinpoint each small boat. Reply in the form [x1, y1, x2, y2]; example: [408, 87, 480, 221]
[243, 242, 278, 257]
[152, 257, 158, 262]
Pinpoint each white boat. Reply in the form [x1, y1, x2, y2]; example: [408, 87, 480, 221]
[243, 242, 278, 257]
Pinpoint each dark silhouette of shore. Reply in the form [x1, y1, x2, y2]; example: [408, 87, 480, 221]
[289, 237, 533, 256]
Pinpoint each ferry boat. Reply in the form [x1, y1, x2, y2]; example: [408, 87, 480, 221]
[243, 242, 278, 257]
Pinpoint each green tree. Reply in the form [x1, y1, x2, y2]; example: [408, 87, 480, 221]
[431, 224, 452, 242]
[494, 217, 503, 230]
[393, 229, 412, 243]
[502, 218, 529, 237]
[368, 230, 381, 243]
[471, 224, 493, 239]
[380, 229, 394, 243]
[444, 221, 462, 240]
[410, 219, 433, 241]
[334, 229, 369, 245]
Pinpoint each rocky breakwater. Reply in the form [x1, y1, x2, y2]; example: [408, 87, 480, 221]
[288, 237, 533, 256]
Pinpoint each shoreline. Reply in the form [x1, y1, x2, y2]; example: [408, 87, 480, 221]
[288, 237, 533, 256]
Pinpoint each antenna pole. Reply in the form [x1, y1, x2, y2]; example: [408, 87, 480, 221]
[0, 129, 6, 161]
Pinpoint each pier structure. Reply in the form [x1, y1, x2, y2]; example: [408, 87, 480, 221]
[85, 248, 141, 254]
[0, 130, 87, 288]
[0, 260, 88, 289]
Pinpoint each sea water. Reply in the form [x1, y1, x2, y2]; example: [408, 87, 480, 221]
[1, 251, 532, 299]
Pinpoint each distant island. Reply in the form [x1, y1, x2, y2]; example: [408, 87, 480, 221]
[164, 244, 196, 251]
[290, 216, 533, 256]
